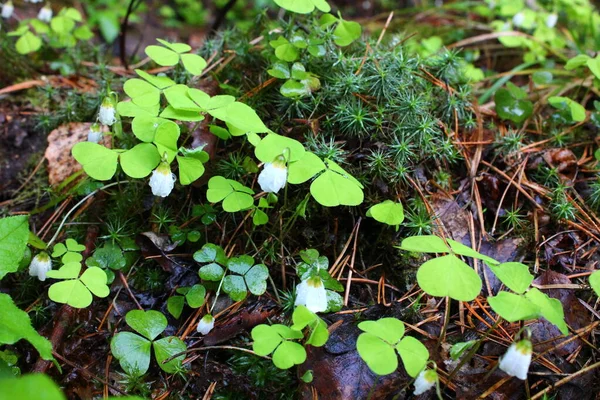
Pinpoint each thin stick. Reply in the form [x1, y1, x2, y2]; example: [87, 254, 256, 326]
[530, 361, 600, 399]
[344, 218, 361, 306]
[376, 11, 394, 47]
[46, 181, 126, 248]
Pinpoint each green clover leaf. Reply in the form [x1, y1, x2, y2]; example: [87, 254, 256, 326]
[206, 176, 255, 212]
[251, 324, 306, 369]
[417, 255, 482, 301]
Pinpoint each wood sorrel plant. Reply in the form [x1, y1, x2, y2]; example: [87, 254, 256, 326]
[398, 235, 568, 334]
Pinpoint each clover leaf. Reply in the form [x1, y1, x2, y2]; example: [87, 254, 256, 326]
[145, 39, 207, 76]
[494, 82, 533, 124]
[72, 142, 119, 181]
[486, 262, 533, 294]
[47, 262, 110, 308]
[309, 159, 364, 207]
[366, 200, 404, 227]
[290, 305, 329, 347]
[167, 284, 207, 319]
[222, 256, 269, 301]
[524, 288, 568, 334]
[177, 154, 206, 185]
[123, 69, 175, 108]
[356, 318, 428, 377]
[399, 235, 499, 265]
[488, 291, 539, 322]
[193, 243, 227, 264]
[270, 36, 299, 62]
[591, 271, 600, 297]
[251, 324, 306, 369]
[416, 255, 482, 301]
[86, 243, 126, 271]
[186, 89, 268, 134]
[194, 243, 227, 281]
[111, 310, 186, 376]
[255, 133, 306, 163]
[548, 96, 586, 122]
[274, 0, 330, 14]
[119, 143, 161, 178]
[206, 176, 255, 213]
[488, 288, 568, 335]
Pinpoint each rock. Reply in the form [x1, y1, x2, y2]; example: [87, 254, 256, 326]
[44, 122, 109, 186]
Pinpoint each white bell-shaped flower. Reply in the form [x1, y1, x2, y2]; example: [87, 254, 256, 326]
[546, 13, 558, 28]
[413, 369, 438, 396]
[87, 123, 102, 143]
[37, 4, 52, 23]
[512, 12, 525, 27]
[499, 339, 532, 380]
[29, 252, 52, 281]
[2, 1, 14, 19]
[197, 314, 215, 335]
[258, 155, 287, 194]
[98, 97, 117, 126]
[295, 276, 327, 313]
[149, 161, 176, 197]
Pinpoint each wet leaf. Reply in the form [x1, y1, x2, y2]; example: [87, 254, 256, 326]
[366, 200, 404, 226]
[494, 87, 533, 123]
[86, 243, 127, 271]
[358, 318, 405, 344]
[72, 142, 118, 181]
[167, 295, 185, 318]
[185, 284, 206, 308]
[487, 262, 533, 294]
[126, 310, 167, 341]
[193, 243, 227, 265]
[525, 288, 568, 335]
[0, 216, 29, 279]
[153, 336, 186, 373]
[398, 235, 449, 253]
[396, 336, 429, 378]
[111, 332, 152, 376]
[417, 255, 482, 301]
[198, 262, 225, 281]
[356, 332, 398, 375]
[590, 271, 600, 296]
[488, 291, 539, 322]
[272, 340, 306, 369]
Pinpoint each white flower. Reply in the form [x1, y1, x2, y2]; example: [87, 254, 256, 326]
[98, 97, 117, 126]
[197, 314, 215, 335]
[37, 4, 52, 23]
[149, 162, 176, 197]
[499, 339, 532, 380]
[546, 13, 558, 28]
[512, 12, 525, 27]
[257, 156, 287, 194]
[413, 369, 438, 396]
[2, 1, 14, 19]
[29, 252, 52, 281]
[295, 276, 327, 313]
[87, 123, 102, 143]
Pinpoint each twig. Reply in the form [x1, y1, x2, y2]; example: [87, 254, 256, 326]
[343, 218, 361, 307]
[530, 361, 600, 399]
